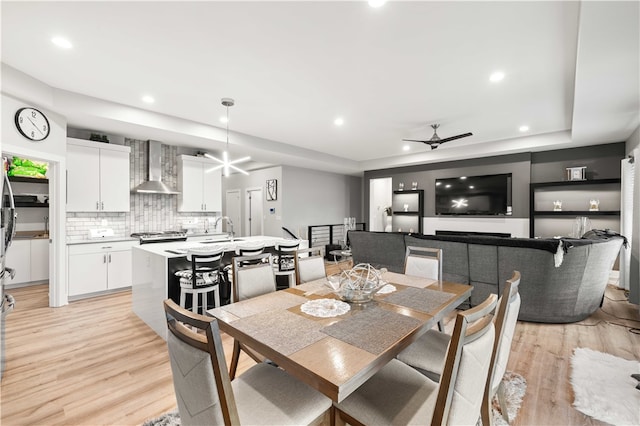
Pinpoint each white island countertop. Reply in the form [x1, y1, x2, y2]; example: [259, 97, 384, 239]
[134, 235, 292, 258]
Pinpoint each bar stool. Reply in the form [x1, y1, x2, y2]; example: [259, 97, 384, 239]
[273, 240, 300, 289]
[174, 247, 224, 315]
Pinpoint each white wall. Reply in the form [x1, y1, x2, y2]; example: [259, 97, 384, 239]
[626, 125, 639, 305]
[221, 166, 283, 237]
[1, 93, 67, 307]
[369, 177, 392, 232]
[281, 166, 362, 239]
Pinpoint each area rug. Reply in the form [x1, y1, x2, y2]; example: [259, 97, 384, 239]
[143, 372, 526, 426]
[571, 347, 640, 426]
[492, 371, 527, 425]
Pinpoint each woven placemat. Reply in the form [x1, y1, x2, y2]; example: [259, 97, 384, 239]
[222, 291, 307, 318]
[381, 287, 454, 313]
[231, 309, 325, 355]
[297, 279, 334, 296]
[383, 271, 436, 288]
[321, 307, 422, 355]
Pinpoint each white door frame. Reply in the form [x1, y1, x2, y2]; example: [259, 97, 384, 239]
[225, 189, 241, 236]
[2, 144, 66, 307]
[245, 186, 264, 237]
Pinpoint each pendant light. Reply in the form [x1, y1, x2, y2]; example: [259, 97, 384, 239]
[205, 98, 250, 176]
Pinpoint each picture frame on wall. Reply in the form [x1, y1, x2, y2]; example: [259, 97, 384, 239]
[266, 179, 277, 201]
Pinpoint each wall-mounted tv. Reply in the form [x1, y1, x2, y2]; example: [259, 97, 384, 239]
[435, 173, 512, 215]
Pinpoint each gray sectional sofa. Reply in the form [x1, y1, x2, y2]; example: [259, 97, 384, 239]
[348, 230, 624, 323]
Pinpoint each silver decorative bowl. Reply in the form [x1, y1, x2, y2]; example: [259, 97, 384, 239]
[328, 264, 386, 303]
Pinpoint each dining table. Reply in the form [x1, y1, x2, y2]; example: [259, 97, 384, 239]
[206, 271, 472, 403]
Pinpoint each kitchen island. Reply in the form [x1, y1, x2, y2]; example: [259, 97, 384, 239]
[132, 235, 307, 339]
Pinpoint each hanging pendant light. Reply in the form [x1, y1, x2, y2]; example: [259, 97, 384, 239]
[205, 98, 250, 176]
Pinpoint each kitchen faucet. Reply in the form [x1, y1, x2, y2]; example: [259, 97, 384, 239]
[214, 216, 235, 241]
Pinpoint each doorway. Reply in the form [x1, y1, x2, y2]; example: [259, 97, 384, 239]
[245, 187, 263, 237]
[369, 177, 393, 232]
[225, 189, 241, 237]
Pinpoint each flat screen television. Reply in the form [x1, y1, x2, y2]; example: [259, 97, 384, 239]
[435, 173, 512, 215]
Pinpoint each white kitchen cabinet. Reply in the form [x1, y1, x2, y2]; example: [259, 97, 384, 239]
[177, 155, 222, 212]
[67, 240, 137, 297]
[67, 138, 131, 212]
[30, 239, 50, 282]
[5, 238, 50, 285]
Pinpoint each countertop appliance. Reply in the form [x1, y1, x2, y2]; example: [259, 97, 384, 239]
[1, 158, 17, 381]
[131, 231, 187, 244]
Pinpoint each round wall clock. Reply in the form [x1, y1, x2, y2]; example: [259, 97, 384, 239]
[14, 107, 50, 141]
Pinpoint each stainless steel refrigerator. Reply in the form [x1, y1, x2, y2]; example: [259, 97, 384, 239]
[0, 159, 17, 380]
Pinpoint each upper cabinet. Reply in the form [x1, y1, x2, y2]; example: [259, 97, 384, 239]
[66, 138, 131, 212]
[177, 155, 222, 212]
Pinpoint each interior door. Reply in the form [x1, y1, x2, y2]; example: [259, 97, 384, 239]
[245, 188, 263, 237]
[225, 189, 241, 236]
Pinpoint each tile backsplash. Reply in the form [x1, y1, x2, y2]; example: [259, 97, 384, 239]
[65, 139, 220, 241]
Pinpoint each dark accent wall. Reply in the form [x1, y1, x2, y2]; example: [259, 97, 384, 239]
[363, 143, 626, 230]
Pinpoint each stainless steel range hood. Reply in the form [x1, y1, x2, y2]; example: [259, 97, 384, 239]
[131, 140, 180, 195]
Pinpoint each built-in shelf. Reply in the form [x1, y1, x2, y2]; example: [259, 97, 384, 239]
[392, 189, 424, 234]
[14, 202, 49, 208]
[393, 211, 421, 215]
[529, 178, 621, 237]
[8, 176, 49, 184]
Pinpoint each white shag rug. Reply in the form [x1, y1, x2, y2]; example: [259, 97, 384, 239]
[571, 347, 640, 426]
[143, 372, 526, 426]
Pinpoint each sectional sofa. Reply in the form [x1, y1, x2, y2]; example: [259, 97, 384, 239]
[347, 230, 624, 323]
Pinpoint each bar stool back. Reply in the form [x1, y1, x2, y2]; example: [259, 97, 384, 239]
[175, 247, 224, 315]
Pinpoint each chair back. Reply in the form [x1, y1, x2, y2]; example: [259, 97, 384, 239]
[232, 253, 275, 302]
[404, 246, 442, 281]
[487, 271, 521, 397]
[235, 242, 265, 257]
[432, 293, 498, 425]
[163, 298, 239, 426]
[295, 247, 326, 284]
[180, 247, 224, 288]
[274, 240, 300, 272]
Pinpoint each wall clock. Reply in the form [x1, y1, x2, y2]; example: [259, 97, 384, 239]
[14, 107, 50, 141]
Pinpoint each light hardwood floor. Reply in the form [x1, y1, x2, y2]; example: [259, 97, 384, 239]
[1, 279, 639, 425]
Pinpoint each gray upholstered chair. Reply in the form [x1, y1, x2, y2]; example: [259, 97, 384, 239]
[229, 253, 276, 379]
[404, 246, 445, 331]
[333, 293, 497, 426]
[163, 299, 331, 426]
[294, 247, 326, 284]
[397, 271, 522, 425]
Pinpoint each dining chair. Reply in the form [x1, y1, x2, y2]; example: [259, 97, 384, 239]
[396, 271, 522, 425]
[174, 246, 224, 315]
[163, 299, 332, 426]
[404, 246, 445, 331]
[294, 247, 326, 284]
[332, 293, 498, 426]
[273, 240, 300, 288]
[229, 253, 276, 379]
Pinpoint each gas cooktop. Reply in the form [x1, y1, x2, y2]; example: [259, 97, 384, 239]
[131, 231, 187, 244]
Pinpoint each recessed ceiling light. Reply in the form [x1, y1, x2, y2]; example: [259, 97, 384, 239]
[519, 125, 530, 132]
[51, 36, 72, 49]
[469, 185, 475, 189]
[445, 184, 452, 189]
[436, 182, 442, 186]
[489, 71, 505, 82]
[368, 0, 387, 7]
[334, 117, 344, 126]
[142, 95, 155, 104]
[402, 145, 410, 151]
[460, 176, 467, 180]
[219, 116, 229, 124]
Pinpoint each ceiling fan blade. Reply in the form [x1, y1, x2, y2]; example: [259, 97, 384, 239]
[438, 132, 473, 144]
[402, 139, 431, 144]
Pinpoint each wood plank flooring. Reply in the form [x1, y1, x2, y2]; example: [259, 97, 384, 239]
[1, 279, 638, 425]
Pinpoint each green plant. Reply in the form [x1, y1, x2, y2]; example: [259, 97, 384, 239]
[384, 206, 392, 215]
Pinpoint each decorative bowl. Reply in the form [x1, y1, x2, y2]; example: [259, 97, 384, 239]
[327, 264, 387, 303]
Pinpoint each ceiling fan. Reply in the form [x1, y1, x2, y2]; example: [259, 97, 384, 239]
[403, 124, 473, 149]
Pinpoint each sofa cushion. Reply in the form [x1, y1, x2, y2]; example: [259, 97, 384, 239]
[349, 231, 406, 273]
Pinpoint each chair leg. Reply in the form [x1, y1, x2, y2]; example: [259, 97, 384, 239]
[179, 288, 186, 309]
[201, 290, 208, 314]
[229, 339, 241, 380]
[437, 320, 445, 332]
[191, 292, 198, 315]
[496, 380, 510, 423]
[214, 287, 220, 308]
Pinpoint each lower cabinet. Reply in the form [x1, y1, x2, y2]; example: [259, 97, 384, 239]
[5, 239, 50, 285]
[67, 240, 137, 297]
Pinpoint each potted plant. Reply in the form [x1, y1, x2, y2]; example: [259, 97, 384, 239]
[383, 206, 392, 232]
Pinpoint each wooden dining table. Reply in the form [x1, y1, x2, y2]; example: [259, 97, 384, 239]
[206, 271, 472, 403]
